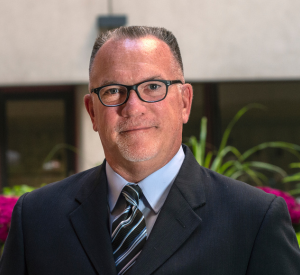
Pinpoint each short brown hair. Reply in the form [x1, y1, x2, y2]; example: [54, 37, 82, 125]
[89, 26, 183, 74]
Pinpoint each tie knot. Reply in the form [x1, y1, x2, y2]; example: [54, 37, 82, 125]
[122, 184, 143, 207]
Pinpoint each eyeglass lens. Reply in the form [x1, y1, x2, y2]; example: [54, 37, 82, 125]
[99, 80, 167, 105]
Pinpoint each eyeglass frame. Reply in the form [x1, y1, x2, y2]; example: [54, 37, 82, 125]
[90, 79, 183, 107]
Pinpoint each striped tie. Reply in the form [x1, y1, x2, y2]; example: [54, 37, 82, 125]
[112, 184, 147, 275]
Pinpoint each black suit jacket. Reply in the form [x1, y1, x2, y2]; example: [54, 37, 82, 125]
[1, 146, 300, 274]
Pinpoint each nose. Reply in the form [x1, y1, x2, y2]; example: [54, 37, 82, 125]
[120, 89, 147, 117]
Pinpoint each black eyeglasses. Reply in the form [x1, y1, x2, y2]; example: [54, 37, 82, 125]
[91, 79, 183, 107]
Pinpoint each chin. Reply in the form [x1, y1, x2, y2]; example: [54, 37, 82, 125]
[121, 152, 155, 163]
[116, 141, 160, 163]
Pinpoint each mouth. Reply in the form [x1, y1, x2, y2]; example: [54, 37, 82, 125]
[120, 126, 155, 134]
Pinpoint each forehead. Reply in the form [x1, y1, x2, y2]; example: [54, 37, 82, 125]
[90, 36, 179, 85]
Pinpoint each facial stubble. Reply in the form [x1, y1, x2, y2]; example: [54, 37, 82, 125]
[114, 115, 182, 163]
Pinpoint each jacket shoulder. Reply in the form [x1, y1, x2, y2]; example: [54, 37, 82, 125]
[20, 165, 103, 211]
[181, 145, 276, 211]
[202, 166, 276, 207]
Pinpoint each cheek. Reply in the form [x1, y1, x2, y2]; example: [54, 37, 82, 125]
[157, 100, 183, 132]
[167, 95, 184, 122]
[95, 108, 118, 139]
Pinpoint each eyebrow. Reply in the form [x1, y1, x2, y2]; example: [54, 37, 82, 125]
[90, 75, 163, 90]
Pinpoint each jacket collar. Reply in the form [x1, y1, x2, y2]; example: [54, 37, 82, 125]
[69, 145, 208, 275]
[127, 145, 207, 275]
[69, 161, 117, 275]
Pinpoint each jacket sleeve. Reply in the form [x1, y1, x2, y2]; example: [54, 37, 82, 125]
[246, 196, 300, 274]
[0, 193, 28, 275]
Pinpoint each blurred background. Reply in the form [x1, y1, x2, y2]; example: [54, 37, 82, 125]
[1, 0, 300, 191]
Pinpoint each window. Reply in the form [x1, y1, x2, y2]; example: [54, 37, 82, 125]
[0, 86, 76, 189]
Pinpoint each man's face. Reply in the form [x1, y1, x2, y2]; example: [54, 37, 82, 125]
[86, 36, 192, 172]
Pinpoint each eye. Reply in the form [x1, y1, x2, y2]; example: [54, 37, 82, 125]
[148, 83, 161, 90]
[102, 87, 124, 96]
[107, 88, 120, 95]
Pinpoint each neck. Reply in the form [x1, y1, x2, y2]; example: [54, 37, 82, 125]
[106, 146, 181, 183]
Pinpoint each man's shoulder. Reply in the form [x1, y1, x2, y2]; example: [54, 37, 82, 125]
[201, 166, 275, 205]
[197, 166, 281, 228]
[181, 145, 276, 209]
[184, 162, 281, 231]
[20, 164, 104, 210]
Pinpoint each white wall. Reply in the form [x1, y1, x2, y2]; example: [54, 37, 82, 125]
[117, 0, 300, 81]
[1, 0, 300, 84]
[2, 0, 300, 172]
[0, 0, 104, 85]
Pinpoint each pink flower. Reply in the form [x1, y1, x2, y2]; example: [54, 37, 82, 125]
[257, 186, 300, 224]
[0, 195, 18, 243]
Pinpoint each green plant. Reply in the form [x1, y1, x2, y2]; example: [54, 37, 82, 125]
[187, 103, 300, 186]
[0, 184, 38, 254]
[42, 143, 78, 166]
[282, 163, 300, 196]
[2, 185, 38, 197]
[296, 232, 300, 247]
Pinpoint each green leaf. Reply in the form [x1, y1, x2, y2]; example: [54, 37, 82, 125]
[224, 161, 244, 177]
[247, 161, 287, 177]
[289, 189, 300, 196]
[242, 142, 300, 161]
[290, 163, 300, 169]
[188, 136, 200, 163]
[199, 117, 207, 166]
[244, 168, 264, 186]
[211, 146, 242, 171]
[186, 117, 208, 166]
[296, 232, 300, 247]
[224, 165, 238, 177]
[218, 103, 265, 155]
[3, 185, 37, 196]
[204, 151, 213, 168]
[230, 170, 245, 180]
[249, 170, 269, 183]
[218, 160, 236, 174]
[186, 103, 300, 187]
[283, 172, 300, 183]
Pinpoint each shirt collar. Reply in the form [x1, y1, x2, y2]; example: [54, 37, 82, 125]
[106, 146, 185, 214]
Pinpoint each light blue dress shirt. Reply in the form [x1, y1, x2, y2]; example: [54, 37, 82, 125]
[106, 146, 185, 236]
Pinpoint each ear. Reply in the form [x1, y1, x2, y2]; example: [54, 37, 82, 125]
[181, 83, 193, 124]
[84, 94, 98, 132]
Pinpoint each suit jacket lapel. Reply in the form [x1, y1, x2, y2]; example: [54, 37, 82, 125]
[69, 162, 117, 275]
[127, 146, 207, 275]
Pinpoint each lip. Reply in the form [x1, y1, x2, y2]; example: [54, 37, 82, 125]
[120, 126, 154, 133]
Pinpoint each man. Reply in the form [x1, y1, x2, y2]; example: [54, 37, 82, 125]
[1, 26, 300, 275]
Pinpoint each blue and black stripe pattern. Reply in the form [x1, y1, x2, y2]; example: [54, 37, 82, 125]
[112, 184, 147, 275]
